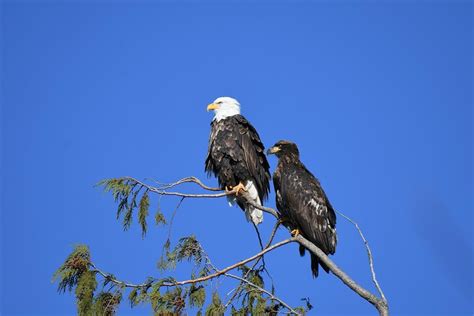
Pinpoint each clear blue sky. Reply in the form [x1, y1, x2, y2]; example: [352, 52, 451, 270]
[1, 1, 472, 315]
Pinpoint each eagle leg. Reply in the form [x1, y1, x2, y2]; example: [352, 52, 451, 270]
[291, 229, 300, 237]
[278, 216, 290, 225]
[230, 182, 247, 196]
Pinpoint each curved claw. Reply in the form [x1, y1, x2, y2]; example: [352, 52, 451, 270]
[291, 229, 300, 237]
[227, 182, 246, 196]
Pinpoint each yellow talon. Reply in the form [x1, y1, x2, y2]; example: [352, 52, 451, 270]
[291, 229, 300, 237]
[231, 182, 247, 196]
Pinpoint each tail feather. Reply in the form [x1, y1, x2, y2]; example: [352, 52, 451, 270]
[227, 195, 237, 207]
[299, 245, 306, 257]
[247, 206, 263, 225]
[310, 254, 319, 278]
[310, 253, 330, 278]
[235, 180, 264, 225]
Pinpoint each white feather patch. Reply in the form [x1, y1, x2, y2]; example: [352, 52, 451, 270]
[310, 199, 322, 215]
[214, 107, 240, 121]
[227, 195, 236, 207]
[244, 180, 263, 225]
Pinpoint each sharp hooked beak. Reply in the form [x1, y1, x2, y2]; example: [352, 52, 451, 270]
[267, 146, 280, 155]
[207, 103, 220, 111]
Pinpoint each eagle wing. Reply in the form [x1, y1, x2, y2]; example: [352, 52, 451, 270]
[205, 115, 270, 201]
[204, 120, 221, 176]
[275, 163, 337, 255]
[235, 115, 270, 201]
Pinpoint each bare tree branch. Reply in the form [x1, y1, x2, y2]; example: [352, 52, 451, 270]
[166, 196, 185, 242]
[251, 221, 268, 272]
[201, 239, 299, 315]
[90, 263, 150, 289]
[150, 176, 222, 192]
[171, 238, 293, 286]
[336, 210, 387, 303]
[224, 221, 282, 308]
[90, 238, 293, 289]
[124, 176, 280, 218]
[295, 235, 389, 316]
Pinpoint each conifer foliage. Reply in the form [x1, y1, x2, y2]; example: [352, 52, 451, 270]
[54, 177, 311, 315]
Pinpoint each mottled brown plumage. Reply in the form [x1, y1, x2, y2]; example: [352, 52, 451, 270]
[268, 140, 337, 277]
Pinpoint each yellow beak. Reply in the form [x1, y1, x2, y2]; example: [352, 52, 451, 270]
[207, 103, 220, 111]
[267, 146, 281, 155]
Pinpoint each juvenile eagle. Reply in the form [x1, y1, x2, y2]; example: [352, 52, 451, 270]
[205, 97, 270, 225]
[267, 140, 337, 277]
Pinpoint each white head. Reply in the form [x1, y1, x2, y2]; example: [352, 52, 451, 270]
[207, 97, 241, 121]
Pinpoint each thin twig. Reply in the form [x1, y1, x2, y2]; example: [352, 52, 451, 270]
[171, 238, 293, 286]
[152, 176, 222, 192]
[167, 197, 185, 242]
[200, 236, 295, 314]
[251, 221, 266, 269]
[224, 221, 281, 308]
[102, 286, 122, 316]
[90, 263, 150, 289]
[336, 210, 387, 303]
[254, 223, 275, 293]
[224, 273, 300, 315]
[295, 235, 389, 316]
[89, 238, 294, 289]
[124, 177, 279, 217]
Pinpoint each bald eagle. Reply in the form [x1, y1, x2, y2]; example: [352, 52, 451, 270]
[205, 97, 270, 225]
[267, 140, 337, 277]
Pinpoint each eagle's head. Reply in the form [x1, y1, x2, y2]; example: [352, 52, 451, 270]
[267, 140, 300, 158]
[207, 97, 241, 121]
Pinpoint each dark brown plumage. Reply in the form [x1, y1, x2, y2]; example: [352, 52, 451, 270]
[268, 140, 337, 277]
[205, 115, 270, 202]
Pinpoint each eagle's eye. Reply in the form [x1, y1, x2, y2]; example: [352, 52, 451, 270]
[216, 101, 223, 105]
